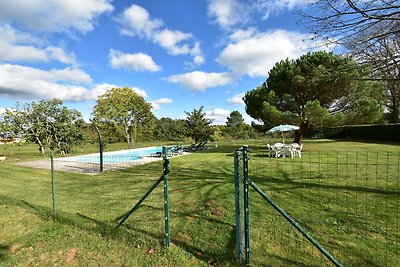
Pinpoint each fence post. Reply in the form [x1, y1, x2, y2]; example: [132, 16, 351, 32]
[162, 146, 171, 248]
[234, 149, 242, 262]
[94, 126, 103, 173]
[50, 153, 56, 220]
[242, 145, 250, 264]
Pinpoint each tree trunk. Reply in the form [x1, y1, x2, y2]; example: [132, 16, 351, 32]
[36, 136, 45, 154]
[125, 126, 132, 148]
[293, 122, 309, 144]
[293, 130, 303, 144]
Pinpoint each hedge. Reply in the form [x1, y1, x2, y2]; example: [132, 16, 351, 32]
[322, 124, 400, 141]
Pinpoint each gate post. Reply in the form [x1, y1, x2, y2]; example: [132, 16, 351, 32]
[162, 146, 171, 247]
[234, 149, 242, 261]
[242, 145, 250, 264]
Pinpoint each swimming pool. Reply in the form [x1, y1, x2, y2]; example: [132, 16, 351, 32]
[59, 146, 162, 164]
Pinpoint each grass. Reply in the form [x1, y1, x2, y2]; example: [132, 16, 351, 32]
[0, 139, 399, 266]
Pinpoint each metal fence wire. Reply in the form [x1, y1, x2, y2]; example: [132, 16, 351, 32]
[245, 149, 400, 266]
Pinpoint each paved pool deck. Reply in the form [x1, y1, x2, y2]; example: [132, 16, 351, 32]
[18, 153, 187, 175]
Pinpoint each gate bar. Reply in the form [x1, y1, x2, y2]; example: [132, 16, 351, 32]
[249, 179, 343, 267]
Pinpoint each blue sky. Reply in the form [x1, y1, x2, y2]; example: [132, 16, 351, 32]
[0, 0, 324, 125]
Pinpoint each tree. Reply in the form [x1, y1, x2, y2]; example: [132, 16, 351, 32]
[184, 106, 213, 144]
[244, 51, 384, 143]
[301, 1, 400, 121]
[357, 36, 400, 122]
[301, 1, 400, 53]
[3, 99, 85, 154]
[153, 117, 187, 141]
[225, 111, 247, 139]
[92, 87, 155, 148]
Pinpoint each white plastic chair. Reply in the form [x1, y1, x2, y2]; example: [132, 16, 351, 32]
[267, 144, 274, 157]
[282, 145, 295, 159]
[291, 143, 303, 158]
[267, 144, 280, 157]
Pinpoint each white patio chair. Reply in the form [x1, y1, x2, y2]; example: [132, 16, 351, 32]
[291, 143, 303, 158]
[282, 145, 295, 159]
[267, 144, 275, 157]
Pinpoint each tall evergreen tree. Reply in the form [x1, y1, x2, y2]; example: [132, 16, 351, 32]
[184, 106, 213, 144]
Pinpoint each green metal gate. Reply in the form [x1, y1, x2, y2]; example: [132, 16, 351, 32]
[234, 145, 343, 266]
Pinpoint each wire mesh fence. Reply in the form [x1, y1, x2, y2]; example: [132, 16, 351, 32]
[1, 142, 399, 266]
[248, 149, 400, 266]
[0, 146, 180, 228]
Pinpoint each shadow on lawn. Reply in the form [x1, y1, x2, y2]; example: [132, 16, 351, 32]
[0, 194, 238, 266]
[0, 244, 10, 263]
[250, 171, 400, 197]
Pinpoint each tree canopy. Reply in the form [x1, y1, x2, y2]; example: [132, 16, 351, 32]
[301, 1, 400, 121]
[3, 99, 85, 154]
[154, 117, 187, 141]
[244, 51, 384, 143]
[225, 111, 247, 139]
[184, 106, 213, 144]
[301, 1, 400, 53]
[92, 87, 155, 148]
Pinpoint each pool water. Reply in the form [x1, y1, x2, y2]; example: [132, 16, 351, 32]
[60, 146, 162, 164]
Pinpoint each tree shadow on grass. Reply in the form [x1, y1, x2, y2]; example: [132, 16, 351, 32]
[0, 195, 238, 266]
[250, 171, 400, 197]
[122, 224, 237, 266]
[0, 244, 10, 263]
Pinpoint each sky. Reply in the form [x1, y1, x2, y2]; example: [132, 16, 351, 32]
[0, 0, 326, 125]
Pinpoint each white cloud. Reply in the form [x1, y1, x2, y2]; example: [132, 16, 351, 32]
[117, 4, 203, 64]
[166, 71, 232, 91]
[193, 55, 205, 65]
[256, 0, 309, 19]
[153, 29, 193, 56]
[89, 84, 147, 99]
[208, 0, 308, 28]
[150, 98, 173, 110]
[227, 92, 245, 105]
[207, 0, 250, 29]
[109, 50, 162, 72]
[0, 0, 113, 33]
[0, 25, 76, 64]
[0, 64, 118, 101]
[229, 28, 257, 42]
[218, 29, 319, 77]
[206, 108, 231, 125]
[0, 108, 6, 115]
[45, 47, 76, 65]
[117, 4, 163, 38]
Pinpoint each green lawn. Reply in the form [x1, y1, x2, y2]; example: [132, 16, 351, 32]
[0, 139, 399, 266]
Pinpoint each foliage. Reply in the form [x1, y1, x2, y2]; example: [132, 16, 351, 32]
[244, 51, 384, 143]
[322, 124, 400, 141]
[3, 99, 85, 154]
[184, 106, 213, 143]
[301, 1, 400, 55]
[301, 1, 400, 122]
[224, 111, 247, 139]
[92, 87, 155, 148]
[153, 117, 187, 141]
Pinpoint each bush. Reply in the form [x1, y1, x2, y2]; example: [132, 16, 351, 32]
[322, 124, 400, 141]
